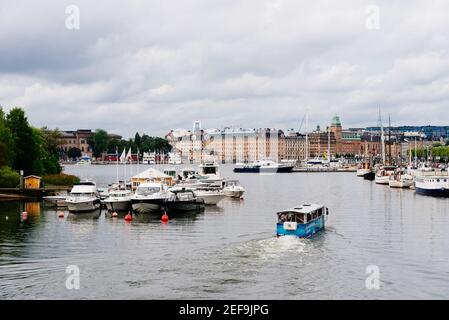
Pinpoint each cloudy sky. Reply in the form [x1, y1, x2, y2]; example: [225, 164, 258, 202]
[1, 0, 449, 138]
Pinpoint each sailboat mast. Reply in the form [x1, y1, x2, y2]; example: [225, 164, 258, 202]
[388, 114, 392, 165]
[305, 112, 309, 162]
[378, 108, 386, 165]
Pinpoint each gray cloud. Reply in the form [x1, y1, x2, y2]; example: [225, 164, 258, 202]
[1, 0, 449, 137]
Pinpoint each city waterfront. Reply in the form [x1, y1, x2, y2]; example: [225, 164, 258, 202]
[1, 165, 448, 299]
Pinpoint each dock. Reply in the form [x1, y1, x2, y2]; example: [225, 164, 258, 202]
[293, 167, 357, 173]
[0, 186, 72, 201]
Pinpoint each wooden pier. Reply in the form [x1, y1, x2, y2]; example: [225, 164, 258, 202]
[0, 186, 71, 201]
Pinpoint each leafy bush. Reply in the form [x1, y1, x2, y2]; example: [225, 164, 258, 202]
[0, 166, 20, 188]
[42, 173, 80, 186]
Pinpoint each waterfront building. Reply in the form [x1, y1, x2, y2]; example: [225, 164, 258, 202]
[60, 129, 122, 159]
[308, 125, 336, 159]
[60, 129, 95, 158]
[167, 124, 285, 163]
[206, 127, 285, 163]
[284, 130, 308, 162]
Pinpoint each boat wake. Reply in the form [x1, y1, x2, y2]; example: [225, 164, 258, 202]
[233, 236, 307, 261]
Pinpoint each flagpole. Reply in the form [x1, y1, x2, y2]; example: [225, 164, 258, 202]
[116, 147, 119, 183]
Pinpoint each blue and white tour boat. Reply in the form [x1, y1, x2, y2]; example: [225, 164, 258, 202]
[276, 203, 329, 238]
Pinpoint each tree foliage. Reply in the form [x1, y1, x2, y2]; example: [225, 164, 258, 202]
[88, 129, 110, 157]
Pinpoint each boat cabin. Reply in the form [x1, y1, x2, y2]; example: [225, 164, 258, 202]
[277, 204, 328, 225]
[170, 188, 197, 201]
[198, 160, 219, 176]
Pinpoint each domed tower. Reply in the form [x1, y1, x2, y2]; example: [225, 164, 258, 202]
[330, 114, 342, 153]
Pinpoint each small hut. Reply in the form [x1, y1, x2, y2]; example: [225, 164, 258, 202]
[131, 168, 174, 191]
[24, 175, 42, 189]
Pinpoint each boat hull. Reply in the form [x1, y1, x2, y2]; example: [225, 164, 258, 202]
[165, 200, 205, 213]
[375, 176, 390, 185]
[234, 166, 294, 173]
[363, 172, 375, 181]
[105, 200, 131, 212]
[389, 180, 413, 189]
[224, 190, 245, 198]
[276, 216, 325, 238]
[357, 169, 371, 177]
[196, 193, 226, 205]
[415, 187, 449, 197]
[67, 199, 102, 213]
[131, 199, 165, 213]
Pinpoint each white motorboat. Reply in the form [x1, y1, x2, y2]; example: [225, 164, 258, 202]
[194, 189, 226, 205]
[104, 189, 132, 212]
[43, 195, 68, 208]
[66, 181, 101, 213]
[223, 180, 245, 198]
[131, 182, 171, 213]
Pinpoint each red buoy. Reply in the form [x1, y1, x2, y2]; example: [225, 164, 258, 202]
[58, 211, 65, 218]
[124, 212, 133, 222]
[21, 211, 28, 220]
[112, 212, 118, 218]
[161, 212, 169, 222]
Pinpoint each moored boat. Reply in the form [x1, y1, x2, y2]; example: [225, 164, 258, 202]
[234, 159, 294, 173]
[276, 204, 329, 238]
[104, 189, 132, 212]
[414, 169, 449, 197]
[388, 169, 414, 189]
[223, 180, 245, 198]
[131, 182, 171, 213]
[375, 166, 397, 185]
[164, 188, 205, 213]
[66, 181, 101, 213]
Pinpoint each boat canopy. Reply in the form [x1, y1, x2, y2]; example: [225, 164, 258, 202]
[277, 204, 328, 224]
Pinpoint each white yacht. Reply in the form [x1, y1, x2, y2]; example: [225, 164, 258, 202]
[131, 182, 171, 213]
[66, 181, 101, 213]
[104, 188, 132, 212]
[223, 180, 246, 198]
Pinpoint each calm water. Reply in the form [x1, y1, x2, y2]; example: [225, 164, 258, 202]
[1, 164, 449, 299]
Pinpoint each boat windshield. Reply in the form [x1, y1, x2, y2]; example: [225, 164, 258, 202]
[70, 192, 94, 197]
[136, 187, 160, 195]
[202, 166, 217, 175]
[277, 208, 325, 224]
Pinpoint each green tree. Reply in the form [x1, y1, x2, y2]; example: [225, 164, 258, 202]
[88, 129, 111, 158]
[0, 108, 14, 167]
[67, 147, 82, 159]
[6, 107, 39, 174]
[134, 132, 141, 149]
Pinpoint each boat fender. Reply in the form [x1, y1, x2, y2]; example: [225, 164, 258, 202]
[161, 212, 169, 222]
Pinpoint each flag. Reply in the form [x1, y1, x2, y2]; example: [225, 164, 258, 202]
[120, 148, 126, 163]
[126, 148, 132, 162]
